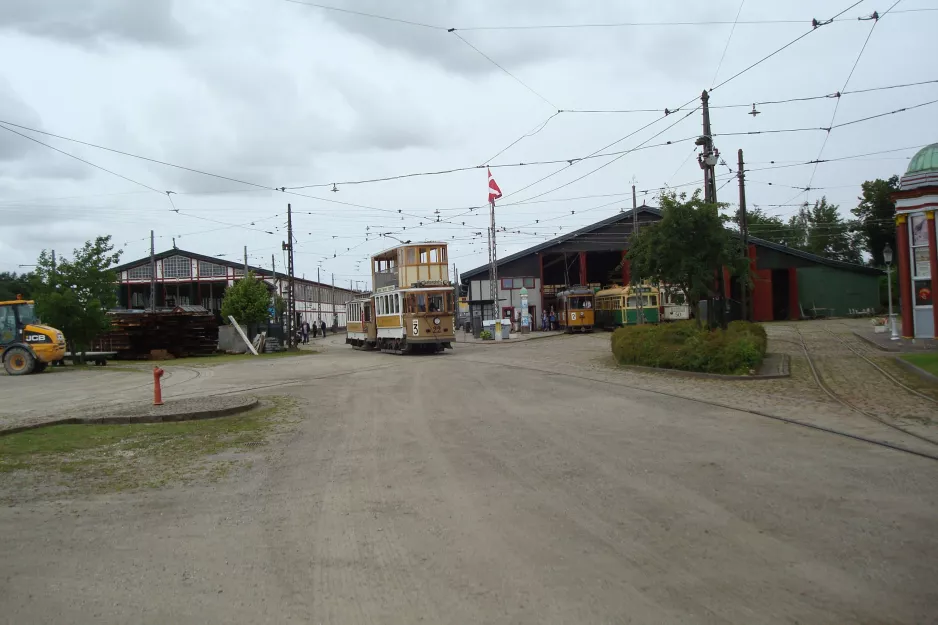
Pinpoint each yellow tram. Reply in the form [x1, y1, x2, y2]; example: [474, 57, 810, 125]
[556, 286, 595, 332]
[346, 242, 456, 354]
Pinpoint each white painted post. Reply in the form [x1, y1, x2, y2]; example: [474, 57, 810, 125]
[228, 315, 259, 356]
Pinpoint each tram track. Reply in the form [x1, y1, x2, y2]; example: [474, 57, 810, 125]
[455, 355, 938, 462]
[791, 325, 938, 449]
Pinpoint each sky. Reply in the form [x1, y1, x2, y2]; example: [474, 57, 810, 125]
[1, 0, 935, 287]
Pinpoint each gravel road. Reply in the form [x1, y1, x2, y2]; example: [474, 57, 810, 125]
[1, 328, 937, 623]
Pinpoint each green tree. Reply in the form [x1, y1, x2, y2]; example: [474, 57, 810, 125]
[746, 208, 804, 248]
[852, 176, 898, 266]
[0, 271, 34, 301]
[792, 197, 863, 264]
[628, 190, 734, 322]
[31, 236, 122, 359]
[221, 272, 271, 325]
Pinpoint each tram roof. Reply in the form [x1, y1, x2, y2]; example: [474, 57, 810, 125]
[372, 241, 448, 258]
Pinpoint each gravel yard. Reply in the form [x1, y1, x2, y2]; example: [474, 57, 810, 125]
[0, 322, 936, 624]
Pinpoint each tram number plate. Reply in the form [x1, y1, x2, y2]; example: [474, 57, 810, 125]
[571, 312, 577, 320]
[412, 321, 419, 336]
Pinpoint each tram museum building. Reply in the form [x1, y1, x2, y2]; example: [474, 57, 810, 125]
[113, 248, 359, 327]
[461, 205, 881, 325]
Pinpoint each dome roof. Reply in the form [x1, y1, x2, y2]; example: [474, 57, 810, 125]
[906, 143, 938, 174]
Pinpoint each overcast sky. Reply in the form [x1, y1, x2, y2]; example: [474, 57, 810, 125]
[1, 0, 934, 284]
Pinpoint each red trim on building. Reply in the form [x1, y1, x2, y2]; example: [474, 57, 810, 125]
[896, 215, 914, 337]
[578, 252, 587, 285]
[927, 211, 938, 338]
[788, 267, 800, 321]
[621, 252, 630, 285]
[752, 269, 773, 322]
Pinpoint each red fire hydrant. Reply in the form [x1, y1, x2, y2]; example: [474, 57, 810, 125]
[153, 366, 164, 406]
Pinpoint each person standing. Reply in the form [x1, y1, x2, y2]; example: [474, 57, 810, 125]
[541, 311, 547, 331]
[301, 320, 310, 344]
[320, 319, 327, 337]
[549, 308, 556, 331]
[311, 320, 318, 339]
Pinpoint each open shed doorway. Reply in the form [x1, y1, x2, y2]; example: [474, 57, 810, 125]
[771, 269, 791, 320]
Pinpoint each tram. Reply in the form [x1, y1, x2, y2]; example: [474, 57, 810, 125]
[594, 284, 661, 328]
[345, 242, 455, 354]
[556, 286, 595, 332]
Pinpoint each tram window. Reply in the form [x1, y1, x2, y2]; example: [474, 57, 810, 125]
[405, 294, 415, 313]
[406, 248, 416, 265]
[445, 292, 454, 311]
[650, 296, 658, 307]
[417, 294, 427, 312]
[393, 294, 399, 314]
[428, 294, 443, 313]
[429, 248, 438, 263]
[419, 248, 428, 263]
[627, 296, 638, 308]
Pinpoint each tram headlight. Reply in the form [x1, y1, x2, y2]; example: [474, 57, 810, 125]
[433, 317, 440, 325]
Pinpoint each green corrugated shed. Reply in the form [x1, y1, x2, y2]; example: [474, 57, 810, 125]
[797, 266, 880, 316]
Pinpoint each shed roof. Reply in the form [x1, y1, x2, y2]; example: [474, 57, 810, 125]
[460, 207, 882, 280]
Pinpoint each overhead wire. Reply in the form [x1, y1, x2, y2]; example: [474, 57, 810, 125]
[711, 0, 747, 89]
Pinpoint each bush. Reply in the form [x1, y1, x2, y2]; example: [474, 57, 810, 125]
[611, 320, 767, 375]
[480, 330, 493, 340]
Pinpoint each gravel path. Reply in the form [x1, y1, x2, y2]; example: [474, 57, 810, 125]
[0, 322, 936, 623]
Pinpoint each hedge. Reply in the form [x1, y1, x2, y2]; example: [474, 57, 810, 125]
[611, 320, 767, 375]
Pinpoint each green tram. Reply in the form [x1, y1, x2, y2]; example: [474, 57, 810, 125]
[594, 284, 661, 328]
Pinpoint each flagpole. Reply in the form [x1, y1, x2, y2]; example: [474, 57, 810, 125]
[490, 198, 501, 340]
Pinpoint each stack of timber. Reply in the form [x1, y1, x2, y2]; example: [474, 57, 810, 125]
[91, 306, 219, 360]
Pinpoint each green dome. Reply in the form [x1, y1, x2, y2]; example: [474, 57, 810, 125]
[907, 143, 938, 174]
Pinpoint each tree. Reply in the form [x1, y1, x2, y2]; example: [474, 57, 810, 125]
[628, 190, 734, 322]
[746, 208, 804, 248]
[0, 271, 34, 301]
[31, 236, 122, 358]
[789, 197, 863, 264]
[852, 176, 898, 266]
[221, 272, 271, 325]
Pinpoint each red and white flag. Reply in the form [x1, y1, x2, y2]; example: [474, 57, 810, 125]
[487, 168, 502, 204]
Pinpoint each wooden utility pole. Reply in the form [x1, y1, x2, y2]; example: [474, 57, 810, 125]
[149, 232, 156, 311]
[317, 267, 322, 321]
[738, 149, 750, 322]
[698, 89, 725, 327]
[243, 246, 248, 276]
[331, 272, 335, 328]
[285, 204, 296, 348]
[632, 184, 643, 324]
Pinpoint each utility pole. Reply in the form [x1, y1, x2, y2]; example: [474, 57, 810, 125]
[243, 246, 248, 277]
[149, 232, 156, 311]
[698, 89, 724, 327]
[331, 272, 335, 328]
[284, 204, 296, 349]
[489, 199, 499, 319]
[698, 90, 719, 204]
[632, 184, 643, 324]
[317, 267, 322, 322]
[738, 149, 750, 322]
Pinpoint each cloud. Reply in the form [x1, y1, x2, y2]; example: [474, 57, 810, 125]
[1, 0, 187, 47]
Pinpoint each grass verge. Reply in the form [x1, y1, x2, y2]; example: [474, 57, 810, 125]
[900, 352, 938, 378]
[0, 395, 299, 502]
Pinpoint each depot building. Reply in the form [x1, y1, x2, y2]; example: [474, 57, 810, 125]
[460, 205, 881, 324]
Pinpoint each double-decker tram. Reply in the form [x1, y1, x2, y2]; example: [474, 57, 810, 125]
[346, 242, 455, 354]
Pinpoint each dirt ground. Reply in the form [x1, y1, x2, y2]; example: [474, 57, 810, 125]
[1, 321, 937, 624]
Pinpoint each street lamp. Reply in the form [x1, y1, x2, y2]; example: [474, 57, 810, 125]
[883, 243, 899, 341]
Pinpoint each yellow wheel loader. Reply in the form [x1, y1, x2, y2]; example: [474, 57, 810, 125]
[0, 298, 66, 375]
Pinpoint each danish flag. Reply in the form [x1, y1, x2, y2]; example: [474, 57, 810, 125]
[487, 168, 502, 204]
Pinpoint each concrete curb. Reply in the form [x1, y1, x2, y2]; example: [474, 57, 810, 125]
[0, 396, 259, 438]
[892, 356, 938, 385]
[617, 354, 790, 381]
[852, 331, 899, 352]
[456, 332, 567, 346]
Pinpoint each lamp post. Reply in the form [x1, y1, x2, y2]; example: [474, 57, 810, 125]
[883, 243, 899, 341]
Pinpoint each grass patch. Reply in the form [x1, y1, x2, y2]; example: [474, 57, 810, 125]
[900, 352, 938, 377]
[611, 320, 767, 375]
[0, 396, 299, 501]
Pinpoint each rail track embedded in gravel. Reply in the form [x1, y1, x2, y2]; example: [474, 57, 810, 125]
[792, 326, 938, 448]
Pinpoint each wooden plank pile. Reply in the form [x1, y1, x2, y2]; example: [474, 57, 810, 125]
[91, 308, 219, 359]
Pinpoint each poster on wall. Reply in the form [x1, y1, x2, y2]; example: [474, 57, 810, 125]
[914, 248, 931, 277]
[915, 280, 932, 306]
[911, 215, 928, 247]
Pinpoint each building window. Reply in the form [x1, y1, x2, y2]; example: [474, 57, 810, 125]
[523, 277, 535, 288]
[127, 264, 152, 280]
[501, 277, 535, 290]
[198, 261, 227, 277]
[163, 255, 191, 278]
